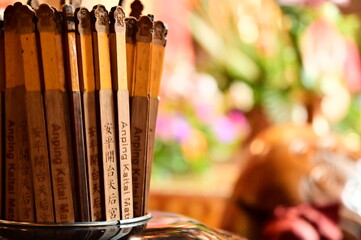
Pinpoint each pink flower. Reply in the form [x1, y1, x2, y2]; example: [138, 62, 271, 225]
[212, 117, 238, 144]
[172, 116, 193, 143]
[343, 40, 361, 92]
[228, 110, 248, 127]
[212, 111, 249, 144]
[156, 115, 175, 141]
[156, 113, 192, 143]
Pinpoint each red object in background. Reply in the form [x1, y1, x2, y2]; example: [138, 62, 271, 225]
[263, 204, 343, 240]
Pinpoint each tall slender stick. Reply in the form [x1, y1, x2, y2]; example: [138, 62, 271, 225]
[110, 6, 134, 220]
[130, 15, 153, 217]
[4, 4, 35, 222]
[76, 6, 104, 222]
[15, 2, 36, 223]
[144, 20, 167, 214]
[91, 5, 121, 221]
[0, 16, 4, 220]
[37, 4, 75, 223]
[3, 5, 17, 221]
[62, 4, 90, 222]
[18, 5, 55, 223]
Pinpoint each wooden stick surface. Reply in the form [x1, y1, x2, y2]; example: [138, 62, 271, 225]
[18, 5, 55, 223]
[37, 4, 75, 223]
[130, 96, 149, 217]
[14, 4, 35, 222]
[92, 5, 120, 221]
[125, 17, 137, 96]
[130, 15, 153, 217]
[62, 5, 90, 222]
[4, 4, 35, 221]
[133, 16, 153, 98]
[0, 18, 4, 220]
[4, 6, 18, 221]
[76, 6, 104, 221]
[110, 6, 134, 220]
[150, 21, 167, 98]
[144, 97, 158, 213]
[143, 20, 167, 214]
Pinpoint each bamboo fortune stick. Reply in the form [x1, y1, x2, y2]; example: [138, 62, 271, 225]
[130, 15, 153, 217]
[14, 2, 37, 223]
[62, 4, 91, 222]
[109, 6, 134, 220]
[75, 6, 104, 222]
[37, 4, 76, 223]
[91, 5, 121, 221]
[76, 6, 105, 222]
[3, 5, 17, 221]
[4, 4, 35, 222]
[0, 15, 4, 220]
[17, 5, 55, 223]
[144, 20, 167, 214]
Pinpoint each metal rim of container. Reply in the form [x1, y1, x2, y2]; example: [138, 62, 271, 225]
[0, 213, 152, 228]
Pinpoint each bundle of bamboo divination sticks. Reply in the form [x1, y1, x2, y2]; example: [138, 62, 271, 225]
[0, 2, 167, 224]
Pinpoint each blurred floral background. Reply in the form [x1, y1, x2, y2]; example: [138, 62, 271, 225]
[2, 0, 361, 237]
[151, 0, 361, 177]
[146, 0, 361, 236]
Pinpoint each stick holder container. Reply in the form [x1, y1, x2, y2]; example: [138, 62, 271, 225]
[0, 213, 151, 240]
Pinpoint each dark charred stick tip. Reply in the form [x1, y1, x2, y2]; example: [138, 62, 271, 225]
[62, 5, 76, 32]
[17, 5, 37, 34]
[91, 5, 109, 33]
[136, 15, 153, 43]
[76, 7, 91, 35]
[125, 17, 138, 44]
[112, 6, 126, 34]
[154, 21, 168, 47]
[36, 4, 57, 32]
